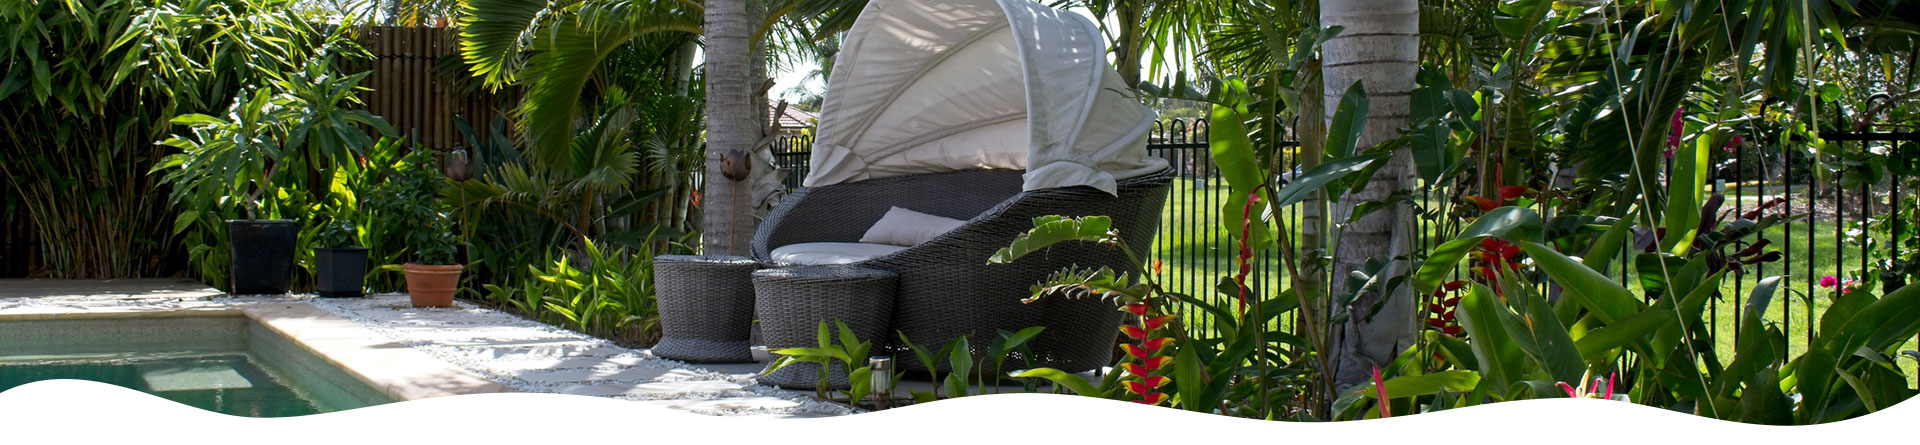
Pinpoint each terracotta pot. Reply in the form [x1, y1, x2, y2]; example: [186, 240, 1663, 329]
[403, 263, 464, 308]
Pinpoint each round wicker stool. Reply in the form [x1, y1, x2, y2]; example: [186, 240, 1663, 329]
[651, 255, 761, 363]
[753, 265, 897, 390]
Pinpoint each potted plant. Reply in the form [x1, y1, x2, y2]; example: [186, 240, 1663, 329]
[372, 150, 463, 308]
[403, 220, 462, 308]
[156, 89, 302, 295]
[313, 218, 369, 298]
[155, 60, 396, 295]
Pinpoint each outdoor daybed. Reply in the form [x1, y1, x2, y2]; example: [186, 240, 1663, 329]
[749, 0, 1173, 374]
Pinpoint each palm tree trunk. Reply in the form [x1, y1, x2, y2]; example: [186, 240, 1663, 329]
[702, 0, 755, 256]
[1294, 63, 1328, 311]
[1320, 0, 1419, 389]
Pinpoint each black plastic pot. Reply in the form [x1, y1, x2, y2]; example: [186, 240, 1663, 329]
[313, 247, 369, 297]
[227, 219, 297, 295]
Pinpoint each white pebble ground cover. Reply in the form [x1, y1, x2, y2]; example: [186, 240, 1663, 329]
[0, 287, 849, 418]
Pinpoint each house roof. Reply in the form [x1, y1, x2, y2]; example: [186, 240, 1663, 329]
[772, 105, 818, 129]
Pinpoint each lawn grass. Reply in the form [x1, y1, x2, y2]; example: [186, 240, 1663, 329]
[1143, 178, 1919, 380]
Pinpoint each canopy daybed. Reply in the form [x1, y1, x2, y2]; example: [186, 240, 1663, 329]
[750, 0, 1172, 374]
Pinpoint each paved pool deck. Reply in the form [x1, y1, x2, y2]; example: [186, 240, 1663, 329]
[0, 279, 851, 418]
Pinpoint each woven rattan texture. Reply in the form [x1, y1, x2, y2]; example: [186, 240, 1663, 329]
[753, 265, 899, 390]
[750, 168, 1174, 373]
[650, 255, 762, 363]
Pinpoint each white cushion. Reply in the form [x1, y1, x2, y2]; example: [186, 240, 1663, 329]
[769, 242, 909, 265]
[859, 206, 968, 246]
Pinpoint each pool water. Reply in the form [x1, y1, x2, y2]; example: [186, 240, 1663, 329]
[0, 315, 393, 417]
[1, 353, 327, 417]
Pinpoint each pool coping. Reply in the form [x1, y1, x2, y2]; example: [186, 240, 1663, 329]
[0, 302, 509, 402]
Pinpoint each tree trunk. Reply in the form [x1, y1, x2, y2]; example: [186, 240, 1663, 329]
[702, 0, 755, 256]
[1115, 1, 1144, 88]
[1294, 62, 1329, 312]
[1320, 0, 1419, 389]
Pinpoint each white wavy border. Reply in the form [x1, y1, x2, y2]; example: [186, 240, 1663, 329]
[3, 379, 1914, 444]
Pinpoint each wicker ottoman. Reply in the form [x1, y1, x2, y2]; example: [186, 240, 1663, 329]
[651, 255, 761, 363]
[754, 265, 897, 390]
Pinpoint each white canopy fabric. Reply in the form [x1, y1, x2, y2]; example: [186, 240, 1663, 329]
[802, 0, 1168, 195]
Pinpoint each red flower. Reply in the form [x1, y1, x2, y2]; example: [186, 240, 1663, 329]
[1123, 303, 1149, 316]
[1443, 296, 1460, 306]
[1134, 393, 1169, 405]
[1141, 356, 1172, 372]
[1499, 186, 1530, 201]
[1467, 196, 1500, 211]
[1143, 337, 1173, 353]
[1121, 344, 1149, 361]
[1427, 317, 1446, 327]
[1124, 376, 1171, 392]
[1443, 281, 1466, 291]
[1442, 311, 1456, 322]
[1428, 303, 1446, 314]
[1443, 325, 1464, 336]
[1121, 325, 1148, 340]
[1668, 108, 1685, 147]
[1144, 315, 1176, 330]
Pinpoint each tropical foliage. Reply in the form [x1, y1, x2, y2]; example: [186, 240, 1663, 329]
[1, 0, 377, 278]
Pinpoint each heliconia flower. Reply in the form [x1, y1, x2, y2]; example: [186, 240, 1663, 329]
[1427, 318, 1446, 328]
[1144, 315, 1177, 330]
[1559, 371, 1619, 399]
[1721, 136, 1745, 154]
[1123, 378, 1170, 394]
[1121, 344, 1149, 361]
[1134, 392, 1169, 405]
[1443, 325, 1464, 336]
[1142, 337, 1173, 353]
[1443, 281, 1467, 291]
[1428, 303, 1446, 314]
[1443, 296, 1461, 306]
[1668, 108, 1685, 147]
[1123, 363, 1151, 376]
[1500, 244, 1522, 260]
[1480, 238, 1510, 251]
[1372, 366, 1392, 418]
[1499, 185, 1530, 201]
[1820, 276, 1838, 288]
[1442, 311, 1456, 322]
[1142, 356, 1172, 372]
[1123, 303, 1149, 316]
[1121, 325, 1148, 340]
[1467, 196, 1500, 212]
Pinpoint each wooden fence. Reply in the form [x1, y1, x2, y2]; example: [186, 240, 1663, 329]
[349, 26, 516, 150]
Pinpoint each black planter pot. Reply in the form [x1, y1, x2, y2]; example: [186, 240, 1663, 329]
[227, 219, 297, 295]
[313, 247, 369, 298]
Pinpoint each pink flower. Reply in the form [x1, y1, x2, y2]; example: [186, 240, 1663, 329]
[1667, 108, 1685, 147]
[1721, 136, 1744, 154]
[1820, 276, 1838, 288]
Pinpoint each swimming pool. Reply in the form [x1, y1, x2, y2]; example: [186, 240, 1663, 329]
[0, 314, 395, 417]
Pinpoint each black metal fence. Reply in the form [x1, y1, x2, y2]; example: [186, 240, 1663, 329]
[769, 119, 1919, 361]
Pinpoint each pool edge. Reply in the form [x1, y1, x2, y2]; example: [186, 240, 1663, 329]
[0, 302, 509, 403]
